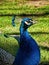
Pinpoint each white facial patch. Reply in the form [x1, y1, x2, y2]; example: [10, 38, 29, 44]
[25, 21, 31, 25]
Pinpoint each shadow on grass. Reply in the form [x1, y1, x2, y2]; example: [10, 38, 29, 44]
[0, 12, 49, 16]
[40, 45, 49, 51]
[5, 31, 49, 42]
[6, 32, 49, 35]
[39, 61, 49, 65]
[30, 32, 49, 34]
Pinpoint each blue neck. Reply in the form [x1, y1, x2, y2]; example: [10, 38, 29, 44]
[20, 26, 29, 38]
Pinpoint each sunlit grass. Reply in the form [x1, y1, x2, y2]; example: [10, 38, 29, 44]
[0, 1, 49, 15]
[0, 15, 49, 33]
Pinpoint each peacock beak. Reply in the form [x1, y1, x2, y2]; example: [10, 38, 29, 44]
[31, 20, 37, 24]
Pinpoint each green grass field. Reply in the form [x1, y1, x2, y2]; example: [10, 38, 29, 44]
[0, 15, 49, 64]
[0, 0, 49, 15]
[0, 5, 49, 15]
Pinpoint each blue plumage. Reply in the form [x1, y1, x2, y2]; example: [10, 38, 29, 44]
[13, 18, 40, 65]
[12, 15, 16, 26]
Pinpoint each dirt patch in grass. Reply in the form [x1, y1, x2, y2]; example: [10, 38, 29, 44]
[25, 1, 49, 7]
[39, 42, 49, 48]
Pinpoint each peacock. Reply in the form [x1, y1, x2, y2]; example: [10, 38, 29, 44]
[13, 18, 40, 65]
[12, 15, 16, 26]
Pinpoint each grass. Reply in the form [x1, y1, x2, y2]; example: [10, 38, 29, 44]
[0, 34, 19, 56]
[0, 1, 49, 15]
[0, 5, 49, 15]
[0, 15, 49, 64]
[0, 15, 49, 33]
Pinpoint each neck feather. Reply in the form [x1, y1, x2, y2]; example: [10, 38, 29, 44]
[20, 26, 30, 40]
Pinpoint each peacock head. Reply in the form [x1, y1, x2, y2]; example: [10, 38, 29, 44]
[21, 18, 36, 30]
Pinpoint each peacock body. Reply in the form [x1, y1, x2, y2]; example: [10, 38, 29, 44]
[13, 18, 40, 65]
